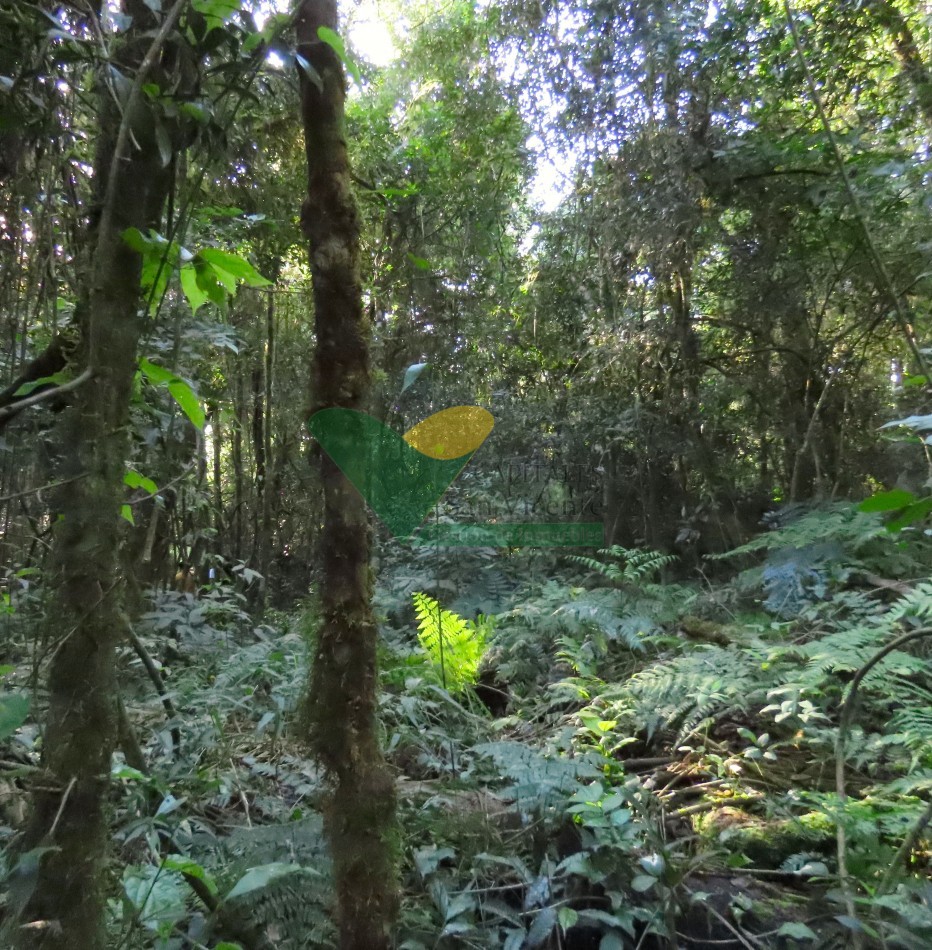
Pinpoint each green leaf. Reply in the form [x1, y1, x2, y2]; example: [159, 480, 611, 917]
[204, 259, 237, 294]
[226, 863, 302, 901]
[525, 906, 556, 947]
[124, 470, 158, 495]
[123, 864, 187, 932]
[162, 857, 218, 895]
[198, 247, 272, 287]
[599, 934, 626, 950]
[558, 907, 578, 932]
[139, 360, 205, 430]
[180, 263, 209, 313]
[191, 0, 241, 27]
[121, 228, 183, 311]
[630, 874, 656, 892]
[154, 119, 172, 168]
[886, 497, 932, 532]
[402, 362, 428, 393]
[407, 253, 432, 270]
[13, 371, 69, 398]
[120, 504, 135, 526]
[138, 358, 174, 385]
[317, 26, 362, 86]
[0, 693, 29, 740]
[169, 380, 206, 431]
[121, 226, 149, 253]
[858, 489, 915, 513]
[777, 922, 817, 941]
[195, 263, 228, 307]
[882, 414, 932, 432]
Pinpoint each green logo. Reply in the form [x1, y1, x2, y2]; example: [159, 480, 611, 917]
[308, 406, 493, 538]
[309, 406, 603, 547]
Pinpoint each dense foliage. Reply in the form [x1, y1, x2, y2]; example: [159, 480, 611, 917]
[0, 0, 930, 947]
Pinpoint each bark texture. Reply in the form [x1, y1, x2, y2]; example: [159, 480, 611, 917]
[296, 2, 398, 947]
[13, 3, 184, 947]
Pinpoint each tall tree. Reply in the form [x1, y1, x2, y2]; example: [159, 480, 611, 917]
[11, 2, 194, 946]
[296, 1, 398, 947]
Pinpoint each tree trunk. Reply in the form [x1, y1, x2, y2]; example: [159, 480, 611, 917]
[296, 2, 398, 947]
[212, 403, 224, 546]
[13, 2, 183, 946]
[259, 291, 275, 596]
[233, 367, 245, 560]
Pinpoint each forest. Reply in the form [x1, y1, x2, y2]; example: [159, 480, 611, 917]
[0, 0, 931, 947]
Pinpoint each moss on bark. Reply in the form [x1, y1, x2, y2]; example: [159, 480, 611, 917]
[296, 2, 399, 947]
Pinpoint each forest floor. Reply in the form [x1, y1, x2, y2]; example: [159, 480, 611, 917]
[3, 504, 932, 948]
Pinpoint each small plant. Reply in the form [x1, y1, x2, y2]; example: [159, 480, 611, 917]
[570, 545, 677, 586]
[412, 592, 489, 693]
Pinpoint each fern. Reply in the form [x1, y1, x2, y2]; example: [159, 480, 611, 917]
[412, 592, 487, 693]
[599, 643, 769, 744]
[712, 504, 885, 560]
[570, 545, 676, 584]
[555, 591, 649, 653]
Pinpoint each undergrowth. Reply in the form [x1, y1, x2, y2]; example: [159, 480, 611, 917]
[1, 507, 931, 947]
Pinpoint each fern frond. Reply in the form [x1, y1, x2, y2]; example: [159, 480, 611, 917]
[412, 592, 486, 693]
[601, 644, 766, 744]
[570, 545, 676, 584]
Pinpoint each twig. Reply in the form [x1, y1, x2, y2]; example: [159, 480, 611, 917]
[671, 794, 761, 818]
[877, 795, 932, 896]
[128, 463, 195, 506]
[48, 777, 76, 840]
[0, 474, 88, 506]
[700, 902, 762, 950]
[125, 622, 181, 756]
[0, 367, 93, 424]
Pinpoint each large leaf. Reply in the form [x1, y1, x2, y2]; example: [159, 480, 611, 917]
[0, 693, 29, 740]
[882, 414, 932, 432]
[225, 863, 302, 901]
[13, 371, 69, 398]
[401, 361, 428, 393]
[123, 864, 187, 933]
[180, 263, 209, 313]
[858, 489, 915, 513]
[139, 359, 205, 430]
[198, 247, 271, 287]
[317, 26, 362, 86]
[124, 470, 158, 495]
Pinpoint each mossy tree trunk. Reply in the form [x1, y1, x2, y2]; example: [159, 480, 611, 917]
[14, 3, 185, 947]
[296, 2, 398, 947]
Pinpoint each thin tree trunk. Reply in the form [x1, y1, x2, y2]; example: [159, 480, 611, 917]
[259, 291, 275, 595]
[13, 2, 183, 946]
[296, 2, 398, 947]
[233, 367, 245, 560]
[251, 359, 265, 556]
[212, 403, 224, 545]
